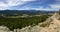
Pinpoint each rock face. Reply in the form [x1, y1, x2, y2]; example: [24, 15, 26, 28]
[0, 26, 9, 32]
[39, 11, 60, 32]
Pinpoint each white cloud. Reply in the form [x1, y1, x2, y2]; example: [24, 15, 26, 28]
[47, 0, 60, 11]
[0, 0, 35, 10]
[7, 0, 25, 6]
[17, 4, 60, 11]
[0, 2, 8, 7]
[0, 2, 9, 10]
[36, 4, 60, 11]
[21, 0, 36, 1]
[35, 6, 56, 11]
[17, 0, 60, 11]
[18, 6, 55, 11]
[50, 5, 60, 9]
[0, 0, 60, 11]
[50, 4, 60, 11]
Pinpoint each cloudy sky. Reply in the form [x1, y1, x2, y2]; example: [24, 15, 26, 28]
[0, 0, 60, 11]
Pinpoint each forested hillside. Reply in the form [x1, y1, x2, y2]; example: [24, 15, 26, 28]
[0, 15, 51, 30]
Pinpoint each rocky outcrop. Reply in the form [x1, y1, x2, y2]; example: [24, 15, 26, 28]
[0, 26, 13, 32]
[39, 11, 60, 32]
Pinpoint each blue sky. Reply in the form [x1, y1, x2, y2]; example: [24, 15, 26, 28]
[0, 0, 60, 11]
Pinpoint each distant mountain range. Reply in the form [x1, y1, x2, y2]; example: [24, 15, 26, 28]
[0, 10, 57, 16]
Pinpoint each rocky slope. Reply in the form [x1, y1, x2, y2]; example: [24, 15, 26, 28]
[39, 11, 60, 32]
[0, 11, 60, 32]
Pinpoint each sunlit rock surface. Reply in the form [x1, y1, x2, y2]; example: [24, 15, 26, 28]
[0, 26, 9, 32]
[39, 11, 60, 32]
